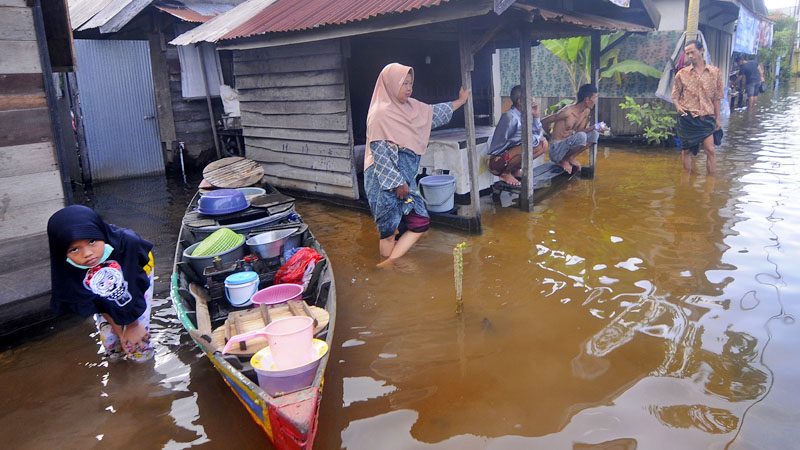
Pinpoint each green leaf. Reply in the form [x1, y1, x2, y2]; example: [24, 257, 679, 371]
[600, 60, 661, 79]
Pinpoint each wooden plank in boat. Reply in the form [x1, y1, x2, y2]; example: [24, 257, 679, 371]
[189, 283, 213, 335]
[203, 157, 264, 188]
[250, 192, 295, 209]
[211, 301, 330, 357]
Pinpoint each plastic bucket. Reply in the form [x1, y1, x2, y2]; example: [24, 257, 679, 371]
[419, 175, 456, 213]
[264, 316, 314, 370]
[224, 272, 259, 307]
[251, 339, 329, 397]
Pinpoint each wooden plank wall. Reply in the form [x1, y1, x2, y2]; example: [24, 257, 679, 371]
[0, 0, 64, 244]
[235, 40, 358, 199]
[0, 0, 64, 307]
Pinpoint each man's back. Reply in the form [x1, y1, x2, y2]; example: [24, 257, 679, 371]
[740, 61, 760, 84]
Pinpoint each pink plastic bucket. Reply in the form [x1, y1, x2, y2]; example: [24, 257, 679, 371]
[264, 316, 314, 370]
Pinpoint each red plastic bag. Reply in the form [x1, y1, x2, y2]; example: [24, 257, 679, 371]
[274, 247, 323, 285]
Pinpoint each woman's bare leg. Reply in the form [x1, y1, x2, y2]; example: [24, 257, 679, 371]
[377, 231, 425, 267]
[379, 235, 396, 259]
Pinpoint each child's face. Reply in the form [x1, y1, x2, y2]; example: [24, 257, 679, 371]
[66, 239, 106, 267]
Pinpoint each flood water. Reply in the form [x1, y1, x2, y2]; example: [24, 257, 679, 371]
[2, 86, 799, 450]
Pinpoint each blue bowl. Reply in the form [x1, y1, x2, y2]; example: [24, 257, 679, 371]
[198, 189, 249, 215]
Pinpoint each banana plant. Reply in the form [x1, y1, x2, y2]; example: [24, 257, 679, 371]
[540, 33, 661, 93]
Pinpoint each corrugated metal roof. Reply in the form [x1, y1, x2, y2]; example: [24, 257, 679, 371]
[154, 1, 238, 23]
[69, 0, 116, 29]
[77, 0, 145, 32]
[170, 0, 277, 45]
[172, 0, 657, 46]
[171, 0, 448, 44]
[222, 0, 448, 40]
[535, 7, 652, 33]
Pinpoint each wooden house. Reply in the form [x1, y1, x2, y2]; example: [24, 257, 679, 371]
[0, 0, 74, 336]
[66, 0, 245, 183]
[173, 0, 659, 226]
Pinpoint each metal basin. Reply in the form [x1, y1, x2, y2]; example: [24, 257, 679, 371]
[246, 229, 296, 259]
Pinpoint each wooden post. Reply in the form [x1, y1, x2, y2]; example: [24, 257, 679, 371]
[197, 43, 222, 159]
[459, 24, 482, 227]
[518, 29, 534, 212]
[589, 31, 601, 179]
[32, 0, 72, 203]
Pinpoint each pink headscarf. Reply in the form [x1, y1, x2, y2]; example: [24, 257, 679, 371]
[364, 63, 434, 170]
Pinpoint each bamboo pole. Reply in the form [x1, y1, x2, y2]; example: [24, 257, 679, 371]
[686, 0, 700, 41]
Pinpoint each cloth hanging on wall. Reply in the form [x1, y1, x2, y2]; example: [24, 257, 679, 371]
[177, 43, 223, 99]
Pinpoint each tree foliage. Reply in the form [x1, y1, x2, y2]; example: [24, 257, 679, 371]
[540, 33, 661, 93]
[758, 15, 797, 83]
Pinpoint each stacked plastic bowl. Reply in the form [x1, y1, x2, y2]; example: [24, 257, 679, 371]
[191, 228, 245, 257]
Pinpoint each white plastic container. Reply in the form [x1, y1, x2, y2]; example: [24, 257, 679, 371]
[224, 271, 259, 307]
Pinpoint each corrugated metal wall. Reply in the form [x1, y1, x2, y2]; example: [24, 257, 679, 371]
[74, 40, 165, 182]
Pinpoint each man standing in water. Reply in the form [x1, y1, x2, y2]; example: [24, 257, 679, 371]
[541, 84, 600, 175]
[671, 39, 722, 175]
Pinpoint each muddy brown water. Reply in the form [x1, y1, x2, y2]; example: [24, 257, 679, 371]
[2, 88, 799, 449]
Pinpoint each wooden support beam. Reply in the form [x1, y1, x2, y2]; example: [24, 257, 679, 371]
[459, 24, 481, 228]
[588, 31, 600, 178]
[470, 20, 507, 56]
[600, 32, 632, 57]
[518, 29, 534, 212]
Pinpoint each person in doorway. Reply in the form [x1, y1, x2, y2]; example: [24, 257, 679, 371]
[363, 63, 470, 266]
[671, 39, 723, 175]
[737, 55, 765, 108]
[541, 84, 600, 175]
[47, 205, 156, 362]
[487, 84, 549, 187]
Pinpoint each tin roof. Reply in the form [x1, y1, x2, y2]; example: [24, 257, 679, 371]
[223, 0, 447, 39]
[69, 0, 241, 32]
[154, 1, 239, 23]
[534, 6, 652, 33]
[170, 0, 278, 45]
[172, 0, 659, 46]
[171, 0, 449, 45]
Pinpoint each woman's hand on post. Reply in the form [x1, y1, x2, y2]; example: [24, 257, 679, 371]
[395, 183, 410, 200]
[453, 87, 471, 110]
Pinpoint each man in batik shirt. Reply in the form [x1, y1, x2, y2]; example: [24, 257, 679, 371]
[671, 39, 723, 175]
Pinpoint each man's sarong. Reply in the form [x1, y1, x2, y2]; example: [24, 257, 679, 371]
[677, 115, 715, 156]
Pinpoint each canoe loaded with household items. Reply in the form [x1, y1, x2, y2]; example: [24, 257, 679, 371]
[170, 157, 336, 450]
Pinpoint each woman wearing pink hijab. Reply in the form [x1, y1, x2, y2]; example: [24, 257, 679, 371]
[364, 63, 470, 265]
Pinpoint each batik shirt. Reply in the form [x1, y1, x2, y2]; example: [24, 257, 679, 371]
[671, 64, 723, 117]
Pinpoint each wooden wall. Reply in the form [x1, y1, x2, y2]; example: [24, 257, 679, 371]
[0, 0, 65, 309]
[234, 40, 358, 199]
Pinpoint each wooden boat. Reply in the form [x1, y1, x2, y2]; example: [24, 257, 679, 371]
[170, 184, 336, 449]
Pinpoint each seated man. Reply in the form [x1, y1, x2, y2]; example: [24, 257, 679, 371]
[541, 84, 600, 174]
[487, 84, 549, 187]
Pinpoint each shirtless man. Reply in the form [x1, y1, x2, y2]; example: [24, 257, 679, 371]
[541, 84, 600, 174]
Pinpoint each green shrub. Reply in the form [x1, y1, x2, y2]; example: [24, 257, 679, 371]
[618, 96, 677, 145]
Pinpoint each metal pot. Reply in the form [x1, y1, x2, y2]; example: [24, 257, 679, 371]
[246, 229, 296, 259]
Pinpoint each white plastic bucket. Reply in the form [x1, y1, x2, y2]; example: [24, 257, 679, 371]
[419, 175, 456, 213]
[224, 277, 258, 306]
[264, 316, 314, 370]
